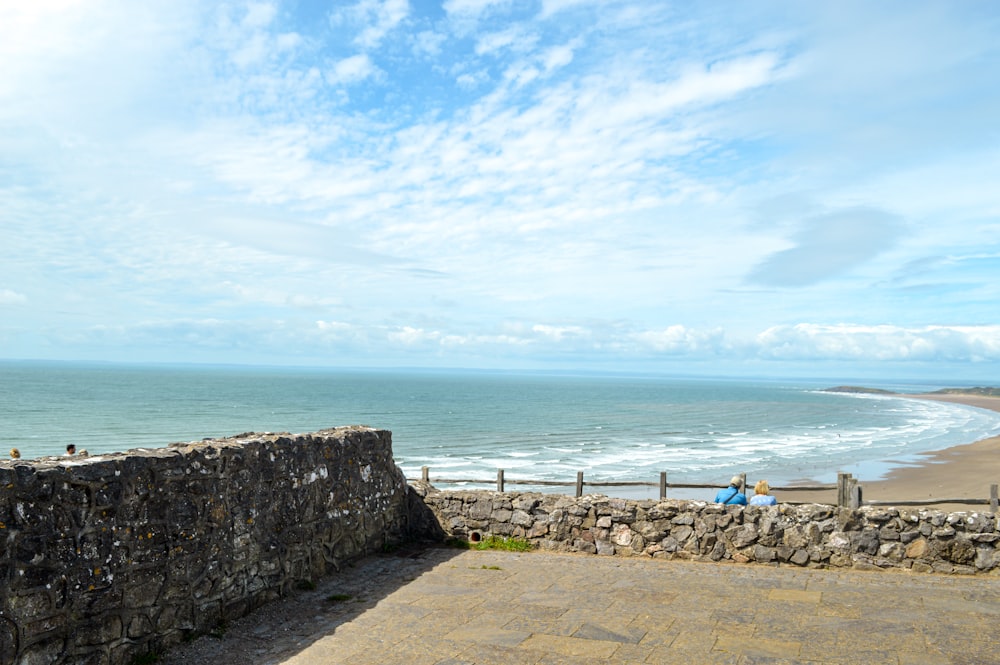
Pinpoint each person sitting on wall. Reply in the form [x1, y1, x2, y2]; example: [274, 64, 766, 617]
[714, 476, 747, 505]
[749, 479, 777, 506]
[65, 444, 76, 456]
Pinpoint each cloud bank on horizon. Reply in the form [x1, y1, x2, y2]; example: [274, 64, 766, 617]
[1, 0, 999, 378]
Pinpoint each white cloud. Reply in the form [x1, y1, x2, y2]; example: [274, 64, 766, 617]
[316, 320, 353, 332]
[475, 27, 536, 56]
[388, 326, 441, 346]
[443, 0, 508, 19]
[353, 0, 409, 49]
[327, 54, 378, 85]
[532, 324, 590, 342]
[540, 0, 594, 19]
[456, 71, 489, 89]
[541, 40, 579, 72]
[440, 333, 531, 347]
[331, 0, 409, 50]
[242, 2, 277, 29]
[755, 324, 1000, 362]
[226, 283, 341, 309]
[632, 326, 726, 355]
[0, 289, 27, 305]
[413, 30, 447, 57]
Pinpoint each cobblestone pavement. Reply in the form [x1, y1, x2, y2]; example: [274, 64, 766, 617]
[160, 547, 1000, 665]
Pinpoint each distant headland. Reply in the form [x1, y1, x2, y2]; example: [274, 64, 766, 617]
[824, 386, 1000, 397]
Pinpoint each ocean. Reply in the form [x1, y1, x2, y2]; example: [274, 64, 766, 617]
[3, 361, 999, 498]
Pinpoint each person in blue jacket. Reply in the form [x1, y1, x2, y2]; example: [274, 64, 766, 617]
[714, 476, 747, 505]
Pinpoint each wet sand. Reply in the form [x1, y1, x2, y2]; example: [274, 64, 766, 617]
[777, 393, 1000, 510]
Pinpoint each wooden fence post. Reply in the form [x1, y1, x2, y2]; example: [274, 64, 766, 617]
[421, 466, 429, 483]
[849, 479, 861, 509]
[837, 472, 852, 508]
[739, 472, 747, 499]
[576, 471, 584, 498]
[991, 484, 998, 514]
[659, 472, 667, 500]
[497, 468, 504, 492]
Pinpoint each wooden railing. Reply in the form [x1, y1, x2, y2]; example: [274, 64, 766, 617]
[409, 467, 1000, 513]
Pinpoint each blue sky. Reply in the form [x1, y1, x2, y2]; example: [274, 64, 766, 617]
[1, 1, 999, 379]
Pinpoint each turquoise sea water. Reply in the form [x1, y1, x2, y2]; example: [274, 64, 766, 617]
[3, 362, 1000, 497]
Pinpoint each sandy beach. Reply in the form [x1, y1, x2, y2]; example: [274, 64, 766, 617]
[777, 393, 1000, 510]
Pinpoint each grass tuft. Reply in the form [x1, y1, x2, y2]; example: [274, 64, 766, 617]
[446, 535, 534, 551]
[473, 536, 533, 552]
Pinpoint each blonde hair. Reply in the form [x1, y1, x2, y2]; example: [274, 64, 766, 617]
[754, 479, 770, 495]
[9, 448, 20, 459]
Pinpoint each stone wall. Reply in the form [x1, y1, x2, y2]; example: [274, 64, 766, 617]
[413, 484, 1000, 574]
[0, 427, 413, 665]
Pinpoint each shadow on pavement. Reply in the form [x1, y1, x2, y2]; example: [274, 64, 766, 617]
[158, 543, 464, 665]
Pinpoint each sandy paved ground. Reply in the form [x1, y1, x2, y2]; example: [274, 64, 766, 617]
[160, 546, 1000, 665]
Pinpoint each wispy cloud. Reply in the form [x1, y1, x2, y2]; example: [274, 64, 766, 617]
[0, 289, 27, 305]
[327, 53, 380, 85]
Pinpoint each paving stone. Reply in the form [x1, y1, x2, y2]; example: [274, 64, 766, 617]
[518, 633, 620, 658]
[570, 621, 646, 644]
[443, 625, 531, 648]
[767, 588, 822, 603]
[643, 644, 741, 664]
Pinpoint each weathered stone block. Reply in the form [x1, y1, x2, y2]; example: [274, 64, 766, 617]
[513, 495, 541, 511]
[726, 524, 758, 548]
[878, 542, 903, 561]
[511, 510, 533, 526]
[491, 508, 513, 523]
[783, 526, 809, 549]
[856, 528, 880, 555]
[468, 499, 493, 520]
[905, 538, 930, 559]
[753, 545, 775, 563]
[671, 525, 693, 544]
[611, 524, 634, 546]
[943, 537, 976, 564]
[527, 521, 549, 538]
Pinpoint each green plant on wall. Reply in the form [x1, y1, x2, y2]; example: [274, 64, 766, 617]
[446, 535, 534, 551]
